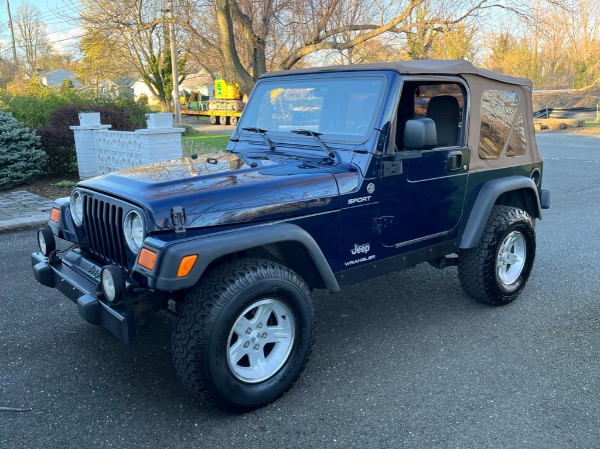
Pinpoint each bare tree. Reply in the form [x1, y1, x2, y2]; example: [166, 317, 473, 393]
[551, 0, 600, 87]
[13, 3, 53, 75]
[177, 0, 535, 94]
[483, 0, 600, 89]
[79, 0, 187, 111]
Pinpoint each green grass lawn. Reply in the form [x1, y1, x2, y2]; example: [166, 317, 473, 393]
[182, 134, 232, 156]
[562, 120, 600, 135]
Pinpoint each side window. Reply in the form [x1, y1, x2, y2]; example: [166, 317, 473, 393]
[413, 84, 464, 120]
[396, 81, 465, 150]
[479, 90, 526, 159]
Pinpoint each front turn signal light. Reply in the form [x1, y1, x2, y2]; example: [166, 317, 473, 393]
[50, 208, 61, 223]
[138, 248, 157, 271]
[177, 255, 198, 278]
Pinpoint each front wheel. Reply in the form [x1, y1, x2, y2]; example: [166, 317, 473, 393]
[172, 258, 314, 412]
[458, 205, 536, 305]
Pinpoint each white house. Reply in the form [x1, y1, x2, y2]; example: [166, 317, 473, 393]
[132, 72, 214, 103]
[132, 80, 159, 102]
[98, 78, 137, 98]
[180, 72, 213, 98]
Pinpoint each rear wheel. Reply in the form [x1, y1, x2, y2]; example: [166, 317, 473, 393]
[219, 115, 229, 125]
[172, 258, 314, 412]
[458, 205, 536, 305]
[230, 116, 238, 126]
[209, 115, 217, 125]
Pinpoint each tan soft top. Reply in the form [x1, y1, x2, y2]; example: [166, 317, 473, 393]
[261, 60, 533, 89]
[262, 59, 541, 171]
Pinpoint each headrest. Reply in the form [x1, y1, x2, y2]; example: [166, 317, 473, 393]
[404, 118, 437, 151]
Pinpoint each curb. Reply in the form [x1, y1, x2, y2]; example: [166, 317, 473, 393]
[0, 216, 49, 233]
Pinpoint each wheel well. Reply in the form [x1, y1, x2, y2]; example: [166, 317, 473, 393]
[202, 242, 327, 290]
[495, 188, 540, 219]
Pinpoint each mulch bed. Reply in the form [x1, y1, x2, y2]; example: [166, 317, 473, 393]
[3, 174, 80, 200]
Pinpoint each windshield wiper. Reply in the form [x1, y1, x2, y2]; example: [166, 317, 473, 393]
[290, 129, 334, 159]
[242, 127, 275, 151]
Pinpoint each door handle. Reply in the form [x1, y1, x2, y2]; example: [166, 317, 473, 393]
[448, 151, 462, 171]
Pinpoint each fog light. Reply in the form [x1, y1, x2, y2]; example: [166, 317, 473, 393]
[37, 227, 56, 256]
[100, 265, 125, 304]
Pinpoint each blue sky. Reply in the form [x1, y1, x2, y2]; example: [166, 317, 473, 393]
[0, 0, 79, 53]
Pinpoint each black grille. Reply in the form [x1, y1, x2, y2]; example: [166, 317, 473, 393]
[82, 194, 128, 269]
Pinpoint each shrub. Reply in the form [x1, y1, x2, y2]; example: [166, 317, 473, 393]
[1, 78, 150, 131]
[176, 123, 196, 136]
[97, 97, 149, 130]
[0, 111, 47, 189]
[1, 77, 88, 130]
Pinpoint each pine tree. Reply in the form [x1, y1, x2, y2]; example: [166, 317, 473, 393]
[0, 111, 47, 189]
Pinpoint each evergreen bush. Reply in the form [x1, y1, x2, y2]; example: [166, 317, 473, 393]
[0, 111, 47, 189]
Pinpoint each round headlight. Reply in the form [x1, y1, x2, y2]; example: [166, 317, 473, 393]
[70, 191, 84, 226]
[124, 210, 145, 253]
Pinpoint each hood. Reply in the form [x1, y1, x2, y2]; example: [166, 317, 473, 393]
[78, 152, 357, 230]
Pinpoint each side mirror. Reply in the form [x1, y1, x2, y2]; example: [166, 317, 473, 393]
[404, 118, 437, 151]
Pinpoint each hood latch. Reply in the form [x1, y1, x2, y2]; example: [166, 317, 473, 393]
[170, 206, 187, 237]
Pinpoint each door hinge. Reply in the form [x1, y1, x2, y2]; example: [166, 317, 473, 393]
[171, 206, 187, 237]
[374, 216, 394, 233]
[379, 160, 403, 178]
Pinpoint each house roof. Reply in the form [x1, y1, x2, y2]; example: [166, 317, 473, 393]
[102, 78, 137, 88]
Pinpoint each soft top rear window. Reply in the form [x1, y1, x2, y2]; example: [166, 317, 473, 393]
[479, 90, 526, 159]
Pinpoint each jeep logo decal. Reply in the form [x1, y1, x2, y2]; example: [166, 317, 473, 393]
[351, 243, 371, 255]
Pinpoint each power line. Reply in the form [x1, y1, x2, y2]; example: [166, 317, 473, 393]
[47, 34, 84, 44]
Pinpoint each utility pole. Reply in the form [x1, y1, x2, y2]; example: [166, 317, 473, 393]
[166, 0, 181, 124]
[6, 0, 18, 67]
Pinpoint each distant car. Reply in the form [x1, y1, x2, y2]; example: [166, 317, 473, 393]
[32, 60, 550, 412]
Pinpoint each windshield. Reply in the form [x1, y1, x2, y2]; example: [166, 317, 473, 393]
[238, 75, 386, 143]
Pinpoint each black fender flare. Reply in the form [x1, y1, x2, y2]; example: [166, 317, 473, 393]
[147, 222, 340, 293]
[459, 176, 541, 249]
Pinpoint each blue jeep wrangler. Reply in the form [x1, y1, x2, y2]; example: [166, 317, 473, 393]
[32, 60, 550, 412]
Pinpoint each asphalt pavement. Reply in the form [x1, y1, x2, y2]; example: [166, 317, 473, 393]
[0, 133, 599, 448]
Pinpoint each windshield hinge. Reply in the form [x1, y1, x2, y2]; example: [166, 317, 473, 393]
[171, 206, 187, 237]
[379, 160, 403, 178]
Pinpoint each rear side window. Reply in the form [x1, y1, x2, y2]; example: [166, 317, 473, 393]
[479, 90, 527, 159]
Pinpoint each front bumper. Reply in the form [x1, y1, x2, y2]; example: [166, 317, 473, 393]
[31, 251, 136, 343]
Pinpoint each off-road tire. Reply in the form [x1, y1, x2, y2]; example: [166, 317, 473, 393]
[458, 205, 536, 306]
[172, 258, 314, 413]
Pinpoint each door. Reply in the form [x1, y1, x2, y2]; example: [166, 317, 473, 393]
[378, 147, 470, 248]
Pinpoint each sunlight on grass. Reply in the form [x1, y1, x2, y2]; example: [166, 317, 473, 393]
[562, 121, 600, 135]
[182, 134, 232, 156]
